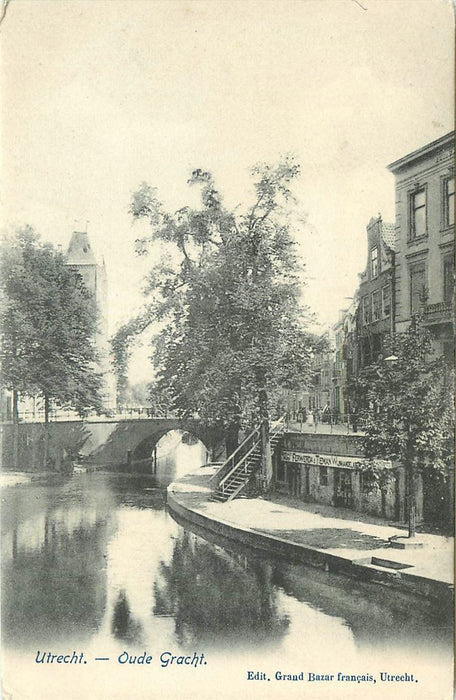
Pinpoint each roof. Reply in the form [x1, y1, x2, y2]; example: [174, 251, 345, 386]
[387, 131, 455, 174]
[367, 215, 396, 251]
[66, 231, 97, 266]
[381, 221, 396, 249]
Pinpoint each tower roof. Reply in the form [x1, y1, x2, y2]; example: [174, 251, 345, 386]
[66, 231, 97, 265]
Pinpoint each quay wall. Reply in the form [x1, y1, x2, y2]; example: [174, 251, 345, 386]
[167, 486, 453, 605]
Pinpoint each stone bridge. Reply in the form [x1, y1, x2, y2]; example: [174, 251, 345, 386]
[1, 418, 226, 472]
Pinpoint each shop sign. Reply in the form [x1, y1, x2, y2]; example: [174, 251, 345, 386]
[281, 450, 391, 471]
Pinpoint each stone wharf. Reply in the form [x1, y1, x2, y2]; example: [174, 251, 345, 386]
[281, 451, 392, 470]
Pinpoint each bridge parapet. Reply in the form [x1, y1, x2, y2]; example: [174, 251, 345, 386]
[1, 418, 225, 472]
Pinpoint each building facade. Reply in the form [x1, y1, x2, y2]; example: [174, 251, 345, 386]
[276, 432, 413, 521]
[331, 312, 347, 416]
[388, 131, 454, 362]
[310, 332, 334, 412]
[326, 133, 454, 412]
[356, 215, 396, 369]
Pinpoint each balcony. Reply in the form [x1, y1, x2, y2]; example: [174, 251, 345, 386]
[422, 301, 453, 325]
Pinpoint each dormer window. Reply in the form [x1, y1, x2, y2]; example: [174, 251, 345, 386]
[370, 247, 378, 278]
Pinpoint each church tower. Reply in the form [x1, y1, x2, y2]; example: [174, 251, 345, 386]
[66, 231, 114, 408]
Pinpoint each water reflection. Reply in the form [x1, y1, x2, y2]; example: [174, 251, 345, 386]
[273, 562, 452, 653]
[2, 506, 110, 645]
[1, 433, 452, 673]
[111, 589, 143, 642]
[154, 530, 289, 647]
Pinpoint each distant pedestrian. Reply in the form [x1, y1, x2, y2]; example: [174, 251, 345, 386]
[313, 408, 320, 430]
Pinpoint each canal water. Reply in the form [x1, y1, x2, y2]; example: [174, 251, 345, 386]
[1, 431, 452, 700]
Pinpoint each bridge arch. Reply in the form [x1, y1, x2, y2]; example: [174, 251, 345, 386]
[132, 426, 211, 462]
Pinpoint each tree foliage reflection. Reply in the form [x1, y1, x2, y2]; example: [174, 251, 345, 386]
[154, 531, 289, 646]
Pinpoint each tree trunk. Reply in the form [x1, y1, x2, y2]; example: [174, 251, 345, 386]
[407, 455, 416, 538]
[257, 378, 272, 488]
[225, 420, 240, 458]
[380, 486, 386, 519]
[43, 394, 50, 470]
[448, 465, 455, 534]
[12, 390, 19, 468]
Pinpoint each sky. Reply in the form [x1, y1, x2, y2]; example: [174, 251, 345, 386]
[1, 0, 454, 383]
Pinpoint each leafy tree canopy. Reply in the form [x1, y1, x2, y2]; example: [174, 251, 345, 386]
[350, 316, 454, 480]
[124, 158, 319, 431]
[0, 226, 104, 418]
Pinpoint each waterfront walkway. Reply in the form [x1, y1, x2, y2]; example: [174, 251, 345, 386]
[167, 465, 453, 599]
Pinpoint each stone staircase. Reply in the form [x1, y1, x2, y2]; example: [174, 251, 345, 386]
[210, 417, 285, 503]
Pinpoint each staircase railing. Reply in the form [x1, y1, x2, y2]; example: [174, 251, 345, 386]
[210, 415, 286, 491]
[209, 424, 261, 487]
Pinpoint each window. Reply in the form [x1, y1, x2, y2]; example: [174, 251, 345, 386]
[444, 177, 454, 227]
[443, 255, 454, 305]
[410, 188, 427, 239]
[319, 466, 328, 486]
[409, 262, 427, 314]
[370, 247, 378, 278]
[371, 290, 380, 322]
[381, 285, 391, 317]
[362, 296, 370, 325]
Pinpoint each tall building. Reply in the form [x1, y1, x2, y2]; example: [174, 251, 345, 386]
[356, 215, 396, 368]
[66, 231, 114, 407]
[310, 331, 334, 411]
[332, 312, 347, 415]
[387, 132, 454, 362]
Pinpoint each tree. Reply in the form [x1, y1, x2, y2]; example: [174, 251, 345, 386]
[111, 311, 153, 408]
[350, 316, 454, 536]
[0, 227, 104, 444]
[127, 158, 317, 466]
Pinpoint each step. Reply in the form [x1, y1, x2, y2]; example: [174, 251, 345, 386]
[223, 480, 248, 491]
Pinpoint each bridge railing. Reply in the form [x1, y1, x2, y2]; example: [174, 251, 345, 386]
[1, 406, 180, 423]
